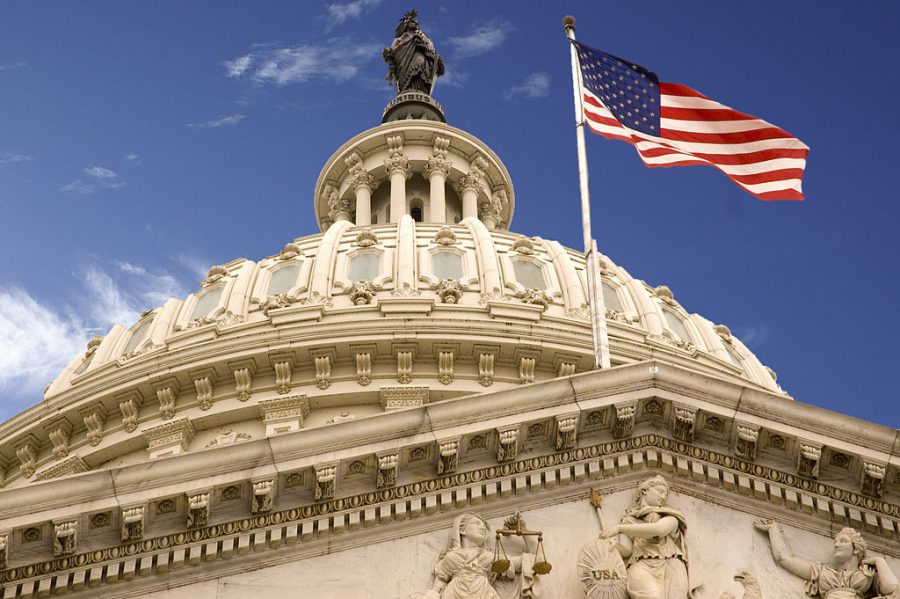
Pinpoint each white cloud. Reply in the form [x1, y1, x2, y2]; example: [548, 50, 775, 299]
[0, 260, 191, 410]
[438, 70, 468, 89]
[0, 288, 87, 406]
[224, 41, 380, 87]
[736, 324, 769, 349]
[0, 61, 26, 71]
[187, 113, 245, 129]
[173, 254, 212, 281]
[447, 19, 511, 59]
[60, 164, 125, 194]
[123, 153, 141, 164]
[504, 72, 551, 100]
[0, 153, 32, 165]
[325, 0, 384, 27]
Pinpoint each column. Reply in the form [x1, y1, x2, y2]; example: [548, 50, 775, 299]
[384, 135, 409, 223]
[353, 183, 372, 226]
[427, 168, 447, 224]
[460, 156, 487, 221]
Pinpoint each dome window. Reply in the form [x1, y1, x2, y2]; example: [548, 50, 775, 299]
[723, 343, 744, 369]
[432, 250, 463, 280]
[123, 316, 155, 355]
[190, 287, 224, 320]
[267, 264, 301, 296]
[662, 309, 692, 342]
[512, 259, 546, 290]
[349, 253, 380, 282]
[410, 205, 423, 222]
[73, 353, 95, 376]
[601, 281, 624, 313]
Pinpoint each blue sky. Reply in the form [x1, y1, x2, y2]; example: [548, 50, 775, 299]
[0, 2, 897, 427]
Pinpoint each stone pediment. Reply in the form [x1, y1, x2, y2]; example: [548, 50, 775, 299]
[0, 361, 895, 597]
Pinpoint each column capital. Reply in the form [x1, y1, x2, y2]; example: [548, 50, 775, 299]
[324, 184, 352, 222]
[345, 152, 376, 192]
[458, 155, 488, 193]
[384, 135, 411, 178]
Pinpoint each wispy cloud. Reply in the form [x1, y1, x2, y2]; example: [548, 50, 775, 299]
[736, 324, 769, 349]
[60, 165, 125, 195]
[173, 254, 213, 281]
[187, 113, 245, 129]
[123, 153, 141, 164]
[504, 72, 550, 100]
[439, 70, 468, 89]
[0, 153, 32, 165]
[224, 40, 380, 87]
[0, 261, 191, 410]
[0, 61, 26, 72]
[447, 19, 511, 59]
[324, 0, 384, 27]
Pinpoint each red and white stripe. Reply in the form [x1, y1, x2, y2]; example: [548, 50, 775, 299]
[582, 83, 809, 200]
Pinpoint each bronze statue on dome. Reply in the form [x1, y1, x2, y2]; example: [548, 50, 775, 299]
[383, 10, 445, 95]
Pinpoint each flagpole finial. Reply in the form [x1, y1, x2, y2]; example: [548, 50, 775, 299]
[563, 15, 576, 32]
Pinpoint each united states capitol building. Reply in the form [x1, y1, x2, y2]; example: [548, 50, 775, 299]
[0, 12, 896, 599]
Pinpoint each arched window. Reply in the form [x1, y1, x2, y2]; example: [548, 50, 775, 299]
[123, 317, 154, 354]
[662, 309, 692, 342]
[348, 253, 380, 282]
[73, 353, 94, 376]
[410, 206, 423, 222]
[601, 281, 624, 313]
[432, 251, 463, 279]
[267, 264, 301, 296]
[190, 287, 224, 320]
[723, 343, 743, 369]
[512, 260, 546, 289]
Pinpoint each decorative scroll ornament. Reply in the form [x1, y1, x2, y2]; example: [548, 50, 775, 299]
[384, 135, 410, 176]
[349, 280, 377, 305]
[511, 237, 534, 255]
[325, 185, 352, 223]
[435, 278, 463, 303]
[201, 265, 228, 286]
[355, 227, 379, 247]
[278, 242, 302, 260]
[345, 152, 375, 192]
[425, 137, 452, 179]
[433, 226, 457, 246]
[520, 288, 551, 310]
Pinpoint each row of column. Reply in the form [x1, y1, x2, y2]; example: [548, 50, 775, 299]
[338, 140, 493, 226]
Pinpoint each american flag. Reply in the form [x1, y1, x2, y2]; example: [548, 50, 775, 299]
[573, 41, 809, 200]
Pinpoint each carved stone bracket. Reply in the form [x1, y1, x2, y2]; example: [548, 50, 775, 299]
[437, 438, 459, 476]
[258, 395, 310, 436]
[314, 356, 332, 390]
[478, 353, 495, 387]
[672, 406, 697, 443]
[15, 438, 38, 478]
[234, 367, 253, 401]
[79, 405, 108, 447]
[153, 381, 179, 420]
[186, 492, 209, 529]
[314, 465, 336, 501]
[117, 392, 142, 433]
[252, 480, 275, 514]
[376, 453, 399, 489]
[47, 424, 72, 461]
[384, 135, 410, 177]
[142, 418, 196, 459]
[612, 402, 637, 439]
[798, 442, 822, 478]
[496, 426, 519, 463]
[53, 521, 77, 557]
[519, 288, 551, 311]
[121, 506, 144, 542]
[861, 461, 886, 498]
[34, 456, 88, 481]
[555, 414, 579, 451]
[558, 362, 576, 377]
[733, 424, 759, 461]
[274, 361, 293, 395]
[380, 386, 429, 410]
[518, 356, 536, 384]
[438, 351, 454, 384]
[356, 352, 372, 386]
[396, 351, 413, 383]
[194, 376, 215, 411]
[458, 155, 488, 193]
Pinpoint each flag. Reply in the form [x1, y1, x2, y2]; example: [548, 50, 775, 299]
[572, 40, 809, 200]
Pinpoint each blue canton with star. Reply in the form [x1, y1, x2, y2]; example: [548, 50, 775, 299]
[573, 41, 660, 136]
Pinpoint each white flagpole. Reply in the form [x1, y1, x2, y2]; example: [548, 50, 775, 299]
[564, 16, 611, 370]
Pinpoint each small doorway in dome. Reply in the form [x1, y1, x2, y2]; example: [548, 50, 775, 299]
[410, 199, 424, 223]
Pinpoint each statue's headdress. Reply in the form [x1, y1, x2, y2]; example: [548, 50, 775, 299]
[395, 9, 419, 37]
